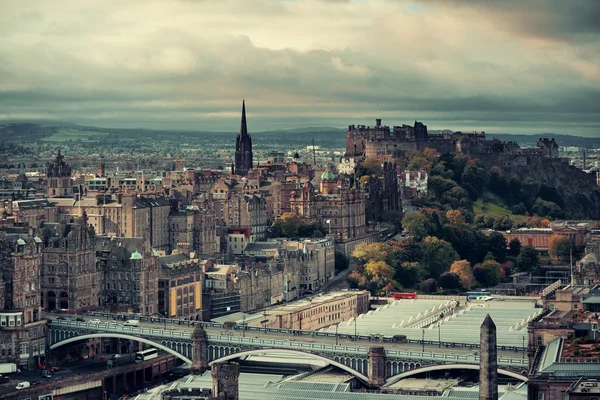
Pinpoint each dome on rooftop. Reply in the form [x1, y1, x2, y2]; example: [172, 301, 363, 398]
[321, 170, 337, 181]
[130, 251, 143, 260]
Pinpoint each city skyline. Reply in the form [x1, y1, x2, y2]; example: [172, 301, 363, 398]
[1, 0, 599, 136]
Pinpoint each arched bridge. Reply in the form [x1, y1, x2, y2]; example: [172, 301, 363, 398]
[48, 320, 528, 382]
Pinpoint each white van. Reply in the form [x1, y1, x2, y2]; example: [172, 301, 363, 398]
[123, 320, 139, 327]
[16, 381, 31, 389]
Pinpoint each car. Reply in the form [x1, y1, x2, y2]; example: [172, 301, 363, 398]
[76, 317, 85, 322]
[56, 316, 66, 320]
[110, 354, 121, 360]
[88, 319, 101, 324]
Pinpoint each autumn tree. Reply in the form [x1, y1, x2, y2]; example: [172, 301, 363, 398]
[446, 209, 466, 226]
[272, 212, 303, 237]
[548, 235, 572, 261]
[351, 242, 389, 263]
[449, 259, 474, 289]
[365, 260, 394, 285]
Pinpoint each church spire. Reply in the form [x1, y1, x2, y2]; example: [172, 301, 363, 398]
[240, 99, 248, 137]
[233, 100, 253, 176]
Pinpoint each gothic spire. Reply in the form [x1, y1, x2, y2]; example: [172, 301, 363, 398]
[240, 99, 248, 137]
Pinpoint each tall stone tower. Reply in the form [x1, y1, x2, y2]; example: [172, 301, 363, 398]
[479, 314, 498, 400]
[211, 362, 239, 400]
[46, 149, 73, 197]
[232, 100, 253, 176]
[368, 346, 387, 387]
[190, 323, 208, 374]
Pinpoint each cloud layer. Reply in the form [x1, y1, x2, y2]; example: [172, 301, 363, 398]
[0, 0, 599, 135]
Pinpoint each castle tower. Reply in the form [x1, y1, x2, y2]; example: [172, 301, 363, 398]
[190, 323, 208, 374]
[368, 346, 386, 387]
[46, 149, 73, 197]
[479, 314, 498, 400]
[211, 362, 239, 400]
[233, 100, 253, 176]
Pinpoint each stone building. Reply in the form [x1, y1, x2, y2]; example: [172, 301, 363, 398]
[39, 213, 100, 312]
[168, 205, 219, 257]
[55, 193, 171, 252]
[96, 235, 159, 315]
[290, 173, 366, 241]
[283, 238, 335, 294]
[0, 231, 47, 370]
[46, 149, 73, 198]
[249, 290, 370, 331]
[0, 199, 58, 228]
[158, 254, 204, 319]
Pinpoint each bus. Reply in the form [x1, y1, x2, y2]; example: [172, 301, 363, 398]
[135, 348, 158, 363]
[466, 290, 491, 301]
[393, 292, 417, 300]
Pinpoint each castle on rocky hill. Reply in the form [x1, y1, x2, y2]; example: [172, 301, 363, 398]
[345, 119, 560, 169]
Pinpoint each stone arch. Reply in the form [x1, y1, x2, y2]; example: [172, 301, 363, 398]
[209, 348, 368, 382]
[385, 363, 528, 385]
[49, 333, 192, 364]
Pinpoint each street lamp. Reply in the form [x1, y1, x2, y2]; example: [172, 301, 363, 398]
[522, 336, 526, 360]
[438, 324, 441, 348]
[156, 312, 168, 331]
[422, 328, 425, 352]
[242, 315, 246, 338]
[354, 317, 357, 341]
[335, 323, 339, 346]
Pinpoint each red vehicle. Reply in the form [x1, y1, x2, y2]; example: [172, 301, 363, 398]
[393, 292, 417, 300]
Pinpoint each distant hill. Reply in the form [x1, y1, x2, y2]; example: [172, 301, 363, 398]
[1, 121, 598, 149]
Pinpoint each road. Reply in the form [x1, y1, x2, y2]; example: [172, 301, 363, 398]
[53, 314, 525, 360]
[0, 353, 137, 397]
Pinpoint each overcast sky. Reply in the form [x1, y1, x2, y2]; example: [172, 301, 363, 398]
[1, 0, 599, 135]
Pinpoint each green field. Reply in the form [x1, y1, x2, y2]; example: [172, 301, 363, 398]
[41, 128, 112, 142]
[473, 195, 527, 224]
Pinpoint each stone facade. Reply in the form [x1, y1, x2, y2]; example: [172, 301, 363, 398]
[39, 213, 100, 312]
[0, 231, 47, 370]
[158, 255, 204, 319]
[46, 149, 73, 198]
[96, 235, 159, 315]
[283, 239, 335, 294]
[251, 291, 370, 331]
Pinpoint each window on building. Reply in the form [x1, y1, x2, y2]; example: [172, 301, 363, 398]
[537, 336, 542, 346]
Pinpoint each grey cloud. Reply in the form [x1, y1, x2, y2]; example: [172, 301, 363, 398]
[412, 0, 600, 42]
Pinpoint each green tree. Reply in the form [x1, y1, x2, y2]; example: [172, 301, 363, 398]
[334, 251, 349, 273]
[401, 212, 430, 240]
[473, 259, 501, 287]
[438, 272, 461, 290]
[509, 238, 522, 256]
[516, 245, 540, 272]
[548, 235, 572, 261]
[395, 261, 421, 288]
[272, 212, 303, 237]
[420, 236, 459, 279]
[487, 232, 507, 263]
